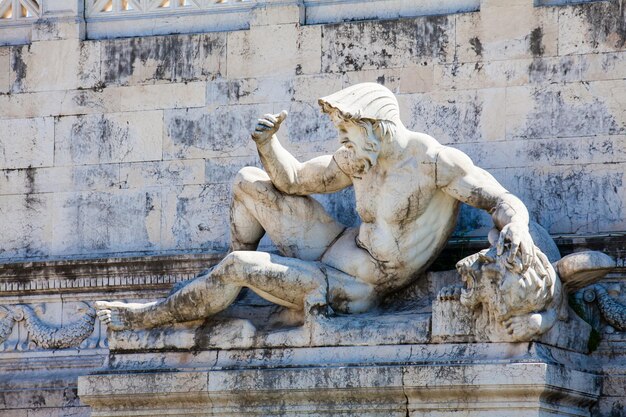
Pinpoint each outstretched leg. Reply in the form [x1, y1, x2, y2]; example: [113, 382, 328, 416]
[96, 251, 373, 330]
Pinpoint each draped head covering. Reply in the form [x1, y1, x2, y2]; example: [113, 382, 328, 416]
[318, 82, 401, 124]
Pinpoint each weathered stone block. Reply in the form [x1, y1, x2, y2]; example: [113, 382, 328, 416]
[0, 88, 122, 120]
[10, 40, 100, 93]
[435, 59, 529, 90]
[0, 117, 54, 170]
[207, 76, 294, 106]
[160, 184, 231, 253]
[204, 155, 261, 184]
[292, 73, 345, 102]
[321, 16, 454, 73]
[227, 24, 316, 78]
[455, 6, 558, 62]
[0, 193, 53, 259]
[120, 160, 204, 189]
[163, 105, 259, 160]
[54, 111, 163, 165]
[0, 164, 120, 196]
[397, 88, 506, 144]
[281, 100, 338, 153]
[559, 2, 626, 56]
[50, 189, 162, 256]
[100, 33, 226, 86]
[456, 135, 626, 170]
[511, 163, 626, 235]
[117, 82, 206, 112]
[505, 82, 626, 140]
[580, 51, 626, 82]
[345, 65, 434, 94]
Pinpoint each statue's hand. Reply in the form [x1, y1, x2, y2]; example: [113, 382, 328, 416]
[497, 222, 535, 272]
[251, 110, 288, 144]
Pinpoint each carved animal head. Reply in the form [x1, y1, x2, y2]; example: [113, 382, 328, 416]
[456, 246, 557, 322]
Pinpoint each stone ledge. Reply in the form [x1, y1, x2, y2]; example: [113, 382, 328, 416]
[79, 343, 601, 417]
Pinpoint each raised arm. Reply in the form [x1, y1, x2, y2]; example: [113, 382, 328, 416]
[251, 111, 352, 195]
[436, 146, 535, 270]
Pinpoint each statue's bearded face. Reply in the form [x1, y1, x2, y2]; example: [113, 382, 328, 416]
[334, 118, 381, 176]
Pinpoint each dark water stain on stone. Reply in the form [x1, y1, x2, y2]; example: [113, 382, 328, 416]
[525, 140, 578, 162]
[11, 46, 27, 92]
[407, 94, 483, 144]
[102, 34, 225, 85]
[321, 16, 450, 73]
[577, 1, 626, 49]
[530, 27, 544, 57]
[469, 37, 483, 57]
[145, 193, 155, 214]
[528, 57, 575, 84]
[23, 167, 42, 211]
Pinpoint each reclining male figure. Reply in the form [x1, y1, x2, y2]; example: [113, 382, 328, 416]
[96, 83, 535, 330]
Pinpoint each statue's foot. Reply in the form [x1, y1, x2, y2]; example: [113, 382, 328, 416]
[94, 300, 154, 330]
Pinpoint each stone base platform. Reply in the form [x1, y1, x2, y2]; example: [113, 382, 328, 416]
[78, 342, 601, 417]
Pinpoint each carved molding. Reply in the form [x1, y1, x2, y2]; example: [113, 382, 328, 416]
[86, 0, 250, 18]
[0, 253, 223, 295]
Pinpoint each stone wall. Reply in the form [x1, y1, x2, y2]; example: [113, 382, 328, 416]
[1, 0, 625, 263]
[1, 0, 626, 416]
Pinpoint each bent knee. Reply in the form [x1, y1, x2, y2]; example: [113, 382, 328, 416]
[233, 167, 279, 199]
[222, 250, 270, 271]
[233, 166, 268, 191]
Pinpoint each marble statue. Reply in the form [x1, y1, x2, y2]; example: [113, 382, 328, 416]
[95, 82, 538, 330]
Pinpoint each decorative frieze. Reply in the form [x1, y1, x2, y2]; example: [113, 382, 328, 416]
[0, 253, 222, 295]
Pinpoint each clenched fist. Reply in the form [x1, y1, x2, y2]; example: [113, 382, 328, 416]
[251, 110, 288, 144]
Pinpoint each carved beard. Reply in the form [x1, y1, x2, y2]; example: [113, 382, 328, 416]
[342, 146, 378, 177]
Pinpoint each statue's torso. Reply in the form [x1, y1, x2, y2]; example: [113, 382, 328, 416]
[324, 139, 460, 293]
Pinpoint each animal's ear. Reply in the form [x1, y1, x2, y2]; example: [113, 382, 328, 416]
[555, 251, 615, 293]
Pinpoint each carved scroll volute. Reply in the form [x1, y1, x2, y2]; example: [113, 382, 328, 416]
[584, 284, 626, 332]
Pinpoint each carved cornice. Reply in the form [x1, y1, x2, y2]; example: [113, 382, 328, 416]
[0, 253, 224, 295]
[1, 235, 624, 295]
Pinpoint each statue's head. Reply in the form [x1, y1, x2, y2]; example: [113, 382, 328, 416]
[319, 83, 400, 175]
[456, 245, 557, 321]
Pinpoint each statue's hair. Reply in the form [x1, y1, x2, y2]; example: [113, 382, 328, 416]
[322, 103, 397, 147]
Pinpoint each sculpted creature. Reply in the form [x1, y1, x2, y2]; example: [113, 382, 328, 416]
[96, 82, 538, 331]
[441, 243, 615, 342]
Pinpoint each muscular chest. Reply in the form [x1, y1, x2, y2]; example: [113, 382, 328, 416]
[353, 159, 436, 224]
